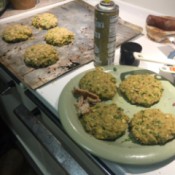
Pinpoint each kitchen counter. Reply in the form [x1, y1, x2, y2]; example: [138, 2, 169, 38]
[0, 0, 175, 175]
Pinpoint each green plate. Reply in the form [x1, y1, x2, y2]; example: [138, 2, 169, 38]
[58, 65, 175, 165]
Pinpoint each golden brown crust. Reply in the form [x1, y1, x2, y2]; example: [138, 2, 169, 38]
[79, 68, 117, 100]
[130, 109, 175, 145]
[24, 44, 58, 68]
[45, 27, 74, 46]
[119, 74, 163, 107]
[2, 24, 32, 43]
[81, 103, 129, 140]
[32, 13, 58, 30]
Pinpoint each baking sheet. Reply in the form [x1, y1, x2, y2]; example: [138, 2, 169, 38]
[0, 0, 142, 89]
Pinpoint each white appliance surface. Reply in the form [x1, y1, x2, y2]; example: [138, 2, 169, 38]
[120, 0, 175, 16]
[1, 0, 175, 174]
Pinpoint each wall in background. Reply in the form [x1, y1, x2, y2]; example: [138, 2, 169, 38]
[120, 0, 175, 15]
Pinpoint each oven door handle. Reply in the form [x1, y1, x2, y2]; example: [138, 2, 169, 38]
[13, 104, 89, 175]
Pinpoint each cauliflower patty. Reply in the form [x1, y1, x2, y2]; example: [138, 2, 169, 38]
[79, 68, 117, 100]
[24, 44, 58, 68]
[80, 103, 129, 140]
[2, 24, 32, 43]
[32, 13, 58, 29]
[119, 74, 163, 107]
[45, 27, 74, 46]
[130, 109, 175, 145]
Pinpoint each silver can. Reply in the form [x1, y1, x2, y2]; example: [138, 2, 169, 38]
[94, 0, 119, 66]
